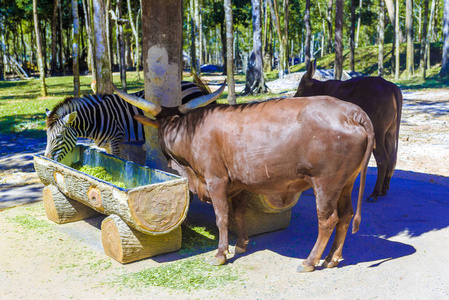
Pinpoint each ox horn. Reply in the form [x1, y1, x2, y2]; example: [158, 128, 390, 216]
[112, 83, 162, 117]
[178, 80, 226, 114]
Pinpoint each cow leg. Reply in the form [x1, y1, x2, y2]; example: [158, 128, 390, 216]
[298, 187, 340, 272]
[231, 193, 249, 254]
[322, 181, 355, 268]
[382, 125, 399, 196]
[367, 134, 389, 202]
[207, 180, 230, 266]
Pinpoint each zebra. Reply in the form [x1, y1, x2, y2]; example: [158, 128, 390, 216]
[45, 81, 212, 162]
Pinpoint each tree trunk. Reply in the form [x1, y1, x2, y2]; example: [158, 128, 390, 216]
[420, 0, 429, 78]
[378, 0, 385, 76]
[72, 0, 80, 97]
[51, 0, 59, 75]
[224, 0, 236, 104]
[127, 0, 140, 79]
[350, 0, 356, 71]
[426, 0, 437, 70]
[395, 0, 400, 79]
[141, 0, 183, 170]
[243, 0, 267, 95]
[92, 0, 112, 94]
[440, 0, 449, 78]
[59, 2, 65, 75]
[269, 0, 288, 78]
[334, 0, 343, 80]
[83, 0, 97, 84]
[115, 0, 127, 91]
[304, 0, 311, 70]
[326, 0, 333, 53]
[405, 0, 414, 78]
[384, 0, 405, 42]
[356, 0, 362, 47]
[33, 0, 47, 96]
[190, 2, 198, 75]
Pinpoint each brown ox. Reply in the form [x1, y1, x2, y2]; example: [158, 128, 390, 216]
[113, 82, 374, 272]
[295, 61, 403, 202]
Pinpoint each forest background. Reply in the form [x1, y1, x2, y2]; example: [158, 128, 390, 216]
[0, 0, 448, 135]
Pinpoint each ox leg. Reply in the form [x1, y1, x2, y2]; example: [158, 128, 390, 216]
[382, 126, 399, 196]
[367, 134, 389, 202]
[322, 181, 355, 268]
[208, 181, 230, 266]
[298, 187, 340, 273]
[231, 194, 249, 254]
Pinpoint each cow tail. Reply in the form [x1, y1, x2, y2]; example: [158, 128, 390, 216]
[389, 86, 403, 175]
[352, 112, 375, 234]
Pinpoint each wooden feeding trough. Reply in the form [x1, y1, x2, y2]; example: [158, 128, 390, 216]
[34, 145, 189, 264]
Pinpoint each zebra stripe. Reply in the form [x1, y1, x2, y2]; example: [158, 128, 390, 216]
[45, 81, 208, 162]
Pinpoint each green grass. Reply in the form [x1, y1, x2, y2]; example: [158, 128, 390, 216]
[7, 214, 53, 231]
[70, 162, 127, 188]
[114, 256, 242, 291]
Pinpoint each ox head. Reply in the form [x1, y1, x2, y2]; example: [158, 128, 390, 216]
[44, 108, 78, 162]
[294, 59, 317, 97]
[112, 80, 226, 128]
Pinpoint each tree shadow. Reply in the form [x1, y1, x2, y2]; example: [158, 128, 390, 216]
[172, 168, 448, 269]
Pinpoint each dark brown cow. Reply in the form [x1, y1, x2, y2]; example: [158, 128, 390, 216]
[113, 82, 374, 272]
[295, 61, 402, 202]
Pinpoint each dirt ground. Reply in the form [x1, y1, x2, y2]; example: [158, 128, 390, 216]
[0, 85, 448, 299]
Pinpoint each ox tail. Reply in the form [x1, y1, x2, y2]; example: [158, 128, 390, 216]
[352, 112, 375, 234]
[389, 86, 403, 175]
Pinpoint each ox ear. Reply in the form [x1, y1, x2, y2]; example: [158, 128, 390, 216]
[133, 114, 160, 129]
[305, 60, 316, 80]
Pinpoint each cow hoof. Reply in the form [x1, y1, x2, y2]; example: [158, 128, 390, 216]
[365, 195, 378, 203]
[230, 245, 246, 254]
[322, 260, 339, 268]
[297, 264, 315, 273]
[209, 256, 226, 266]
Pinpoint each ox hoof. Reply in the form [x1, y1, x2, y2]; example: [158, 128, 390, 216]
[297, 264, 315, 273]
[322, 260, 339, 269]
[233, 245, 247, 254]
[209, 256, 226, 266]
[365, 195, 378, 203]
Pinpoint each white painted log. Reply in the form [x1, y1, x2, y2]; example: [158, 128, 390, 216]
[34, 154, 189, 236]
[43, 185, 100, 224]
[101, 214, 182, 263]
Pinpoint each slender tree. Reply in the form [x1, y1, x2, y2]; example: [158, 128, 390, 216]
[405, 0, 414, 78]
[72, 0, 80, 97]
[420, 0, 430, 79]
[378, 0, 385, 76]
[50, 0, 59, 75]
[243, 0, 267, 95]
[384, 0, 405, 42]
[269, 0, 289, 78]
[224, 0, 236, 104]
[304, 0, 311, 70]
[33, 0, 47, 96]
[426, 0, 437, 70]
[334, 0, 343, 79]
[326, 0, 333, 53]
[349, 0, 356, 71]
[356, 0, 362, 47]
[395, 0, 400, 79]
[441, 0, 449, 77]
[127, 0, 140, 79]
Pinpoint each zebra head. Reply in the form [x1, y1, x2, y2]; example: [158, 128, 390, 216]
[45, 109, 78, 162]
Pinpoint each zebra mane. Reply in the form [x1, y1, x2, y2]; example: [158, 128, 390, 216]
[46, 94, 102, 128]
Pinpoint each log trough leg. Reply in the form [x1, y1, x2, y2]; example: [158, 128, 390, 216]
[101, 214, 182, 264]
[43, 185, 100, 224]
[228, 191, 297, 236]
